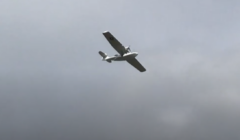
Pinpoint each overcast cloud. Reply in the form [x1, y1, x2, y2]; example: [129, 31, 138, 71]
[1, 0, 240, 140]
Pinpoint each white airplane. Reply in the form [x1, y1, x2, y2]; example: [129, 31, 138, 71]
[99, 31, 146, 72]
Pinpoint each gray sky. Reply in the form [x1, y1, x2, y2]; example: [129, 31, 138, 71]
[1, 0, 240, 140]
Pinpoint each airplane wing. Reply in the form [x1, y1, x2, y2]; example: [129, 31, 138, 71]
[102, 31, 128, 55]
[127, 58, 146, 72]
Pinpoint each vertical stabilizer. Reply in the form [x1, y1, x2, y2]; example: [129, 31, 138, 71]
[99, 51, 107, 58]
[98, 51, 112, 63]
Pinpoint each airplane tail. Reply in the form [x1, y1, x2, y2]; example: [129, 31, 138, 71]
[99, 51, 107, 58]
[98, 51, 111, 63]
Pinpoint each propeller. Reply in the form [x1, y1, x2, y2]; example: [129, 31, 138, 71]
[126, 45, 131, 52]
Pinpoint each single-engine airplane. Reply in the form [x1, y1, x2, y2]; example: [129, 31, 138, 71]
[99, 31, 146, 72]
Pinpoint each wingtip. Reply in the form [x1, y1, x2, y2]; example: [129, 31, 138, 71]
[103, 30, 109, 34]
[140, 68, 147, 72]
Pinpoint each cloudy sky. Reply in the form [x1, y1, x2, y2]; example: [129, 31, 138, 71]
[1, 0, 240, 140]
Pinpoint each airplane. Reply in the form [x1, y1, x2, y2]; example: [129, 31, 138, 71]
[99, 31, 146, 72]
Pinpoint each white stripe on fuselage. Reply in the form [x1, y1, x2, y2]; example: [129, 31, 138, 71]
[105, 52, 138, 61]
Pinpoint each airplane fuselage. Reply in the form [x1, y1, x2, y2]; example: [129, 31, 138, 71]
[104, 52, 138, 61]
